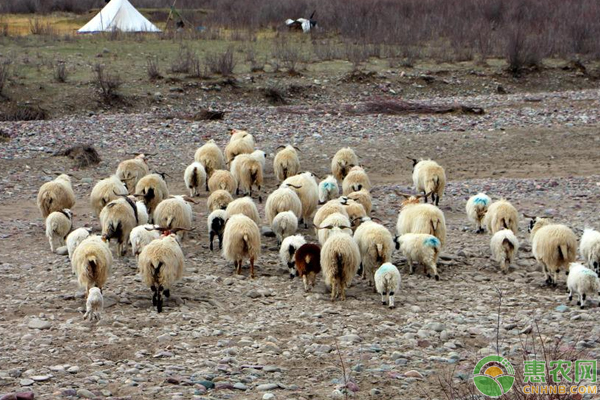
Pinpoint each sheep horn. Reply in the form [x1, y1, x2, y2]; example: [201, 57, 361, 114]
[112, 189, 129, 197]
[275, 145, 286, 151]
[170, 227, 196, 233]
[292, 146, 301, 152]
[523, 213, 536, 219]
[371, 217, 383, 223]
[286, 184, 302, 189]
[394, 190, 412, 199]
[144, 152, 158, 157]
[121, 176, 136, 181]
[182, 195, 199, 204]
[338, 225, 352, 230]
[350, 217, 364, 224]
[313, 224, 332, 230]
[416, 191, 433, 199]
[145, 225, 167, 232]
[132, 193, 145, 198]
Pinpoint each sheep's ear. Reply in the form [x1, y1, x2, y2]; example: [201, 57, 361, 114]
[523, 213, 536, 219]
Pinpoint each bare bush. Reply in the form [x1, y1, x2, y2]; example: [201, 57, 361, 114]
[506, 25, 542, 76]
[93, 63, 122, 103]
[205, 47, 236, 76]
[0, 60, 11, 97]
[146, 57, 162, 80]
[272, 40, 304, 73]
[345, 43, 369, 71]
[29, 18, 56, 36]
[170, 46, 195, 74]
[0, 103, 48, 121]
[54, 61, 68, 83]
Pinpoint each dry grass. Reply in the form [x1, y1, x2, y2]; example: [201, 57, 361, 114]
[54, 144, 101, 168]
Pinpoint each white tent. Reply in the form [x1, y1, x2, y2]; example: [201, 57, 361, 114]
[78, 0, 161, 33]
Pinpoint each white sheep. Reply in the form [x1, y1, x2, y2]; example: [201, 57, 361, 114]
[313, 199, 349, 233]
[466, 193, 491, 233]
[208, 169, 237, 194]
[194, 140, 226, 187]
[272, 211, 298, 245]
[331, 147, 359, 181]
[281, 171, 319, 228]
[229, 128, 255, 147]
[130, 224, 160, 257]
[484, 199, 518, 235]
[226, 197, 261, 226]
[250, 149, 267, 169]
[222, 214, 261, 278]
[265, 186, 302, 226]
[374, 263, 401, 308]
[273, 145, 301, 182]
[318, 212, 352, 246]
[37, 174, 76, 219]
[342, 165, 371, 195]
[46, 209, 73, 253]
[184, 162, 207, 197]
[343, 200, 367, 227]
[395, 233, 441, 281]
[135, 200, 149, 225]
[231, 154, 264, 202]
[396, 194, 446, 246]
[318, 175, 339, 204]
[225, 135, 254, 163]
[90, 175, 128, 217]
[83, 287, 103, 321]
[153, 195, 195, 241]
[353, 217, 394, 290]
[71, 235, 113, 298]
[208, 209, 228, 251]
[567, 263, 599, 309]
[580, 228, 600, 274]
[490, 229, 519, 274]
[279, 234, 306, 279]
[138, 231, 185, 313]
[528, 216, 577, 286]
[66, 227, 92, 259]
[116, 154, 150, 193]
[409, 158, 446, 205]
[347, 189, 372, 215]
[207, 189, 234, 212]
[99, 197, 137, 256]
[319, 225, 361, 301]
[134, 173, 169, 220]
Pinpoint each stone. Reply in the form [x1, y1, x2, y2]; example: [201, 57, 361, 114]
[30, 376, 51, 382]
[76, 389, 96, 398]
[370, 388, 382, 396]
[233, 383, 247, 390]
[19, 379, 34, 386]
[27, 319, 51, 330]
[262, 394, 276, 400]
[67, 366, 79, 374]
[555, 305, 569, 313]
[256, 383, 278, 391]
[339, 334, 362, 343]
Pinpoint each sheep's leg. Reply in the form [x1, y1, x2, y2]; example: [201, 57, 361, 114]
[340, 283, 346, 301]
[302, 275, 309, 292]
[288, 262, 295, 279]
[49, 236, 55, 253]
[381, 291, 386, 305]
[330, 281, 337, 302]
[568, 287, 573, 303]
[581, 293, 586, 309]
[218, 234, 223, 250]
[163, 289, 170, 298]
[235, 260, 241, 275]
[501, 259, 508, 275]
[310, 272, 317, 289]
[435, 194, 440, 206]
[389, 291, 395, 308]
[428, 262, 440, 281]
[407, 257, 414, 275]
[209, 232, 215, 251]
[357, 263, 364, 278]
[258, 185, 262, 204]
[250, 257, 255, 279]
[552, 270, 558, 287]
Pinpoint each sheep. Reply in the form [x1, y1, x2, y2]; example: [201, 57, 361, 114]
[567, 263, 599, 309]
[66, 227, 92, 259]
[318, 175, 339, 204]
[408, 158, 446, 205]
[37, 174, 76, 218]
[231, 154, 264, 202]
[138, 230, 186, 313]
[135, 200, 149, 225]
[353, 217, 394, 291]
[395, 193, 446, 246]
[194, 140, 226, 188]
[294, 243, 321, 292]
[208, 170, 237, 194]
[490, 229, 519, 274]
[319, 225, 361, 301]
[184, 162, 207, 197]
[484, 199, 518, 235]
[208, 209, 228, 251]
[528, 216, 577, 286]
[273, 145, 301, 182]
[318, 212, 352, 246]
[281, 172, 319, 228]
[265, 186, 303, 225]
[342, 165, 371, 195]
[374, 263, 401, 308]
[153, 195, 195, 241]
[313, 199, 349, 233]
[130, 224, 160, 257]
[226, 197, 260, 226]
[83, 287, 103, 321]
[331, 147, 359, 181]
[580, 228, 600, 274]
[90, 175, 128, 217]
[229, 128, 255, 148]
[99, 197, 138, 256]
[116, 154, 151, 193]
[207, 189, 234, 212]
[250, 149, 267, 169]
[71, 235, 113, 298]
[222, 214, 261, 278]
[225, 135, 254, 163]
[134, 173, 169, 220]
[466, 193, 491, 233]
[272, 211, 298, 245]
[395, 233, 441, 280]
[280, 234, 307, 278]
[46, 209, 73, 253]
[343, 200, 367, 227]
[347, 188, 372, 215]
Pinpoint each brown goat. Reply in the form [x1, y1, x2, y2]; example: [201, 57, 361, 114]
[294, 243, 321, 292]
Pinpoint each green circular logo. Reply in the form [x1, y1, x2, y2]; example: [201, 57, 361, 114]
[473, 355, 515, 397]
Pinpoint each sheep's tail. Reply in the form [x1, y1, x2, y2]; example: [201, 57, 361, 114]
[558, 244, 569, 261]
[429, 219, 438, 236]
[41, 191, 54, 214]
[305, 254, 312, 264]
[87, 256, 98, 282]
[282, 167, 288, 180]
[191, 167, 198, 188]
[167, 216, 175, 229]
[106, 221, 122, 240]
[501, 217, 509, 230]
[502, 238, 514, 256]
[375, 243, 384, 261]
[242, 234, 249, 252]
[382, 271, 395, 287]
[335, 253, 344, 282]
[425, 176, 440, 195]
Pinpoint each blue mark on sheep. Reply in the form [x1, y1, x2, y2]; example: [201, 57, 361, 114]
[322, 182, 335, 190]
[473, 196, 489, 206]
[423, 237, 440, 247]
[376, 263, 396, 275]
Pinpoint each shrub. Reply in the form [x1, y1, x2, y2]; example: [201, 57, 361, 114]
[146, 57, 162, 80]
[29, 18, 56, 36]
[205, 47, 236, 76]
[170, 46, 195, 74]
[506, 25, 542, 76]
[92, 63, 122, 103]
[0, 61, 10, 97]
[272, 40, 304, 73]
[54, 61, 68, 83]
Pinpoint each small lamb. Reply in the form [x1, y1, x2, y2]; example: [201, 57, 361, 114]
[374, 263, 401, 308]
[83, 287, 103, 321]
[567, 263, 600, 309]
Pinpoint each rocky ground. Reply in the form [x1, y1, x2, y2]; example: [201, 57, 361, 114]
[1, 85, 600, 400]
